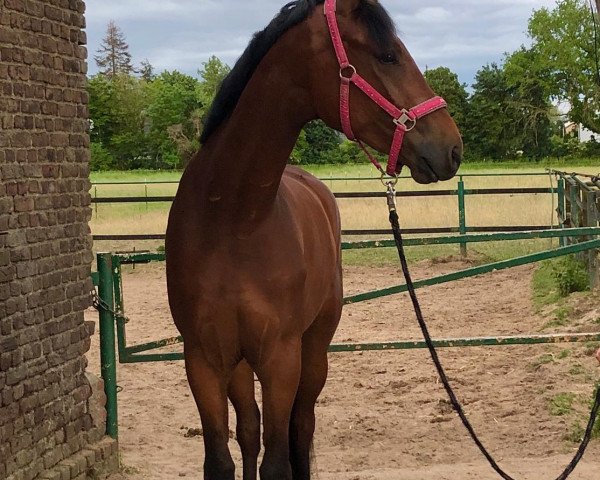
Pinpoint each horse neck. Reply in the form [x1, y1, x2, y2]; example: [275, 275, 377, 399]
[186, 61, 314, 227]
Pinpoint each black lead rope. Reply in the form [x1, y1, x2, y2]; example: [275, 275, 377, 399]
[385, 183, 600, 480]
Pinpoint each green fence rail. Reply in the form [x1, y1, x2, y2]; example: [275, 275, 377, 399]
[91, 173, 561, 249]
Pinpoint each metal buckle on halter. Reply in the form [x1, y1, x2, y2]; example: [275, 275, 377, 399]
[393, 109, 416, 131]
[339, 64, 357, 80]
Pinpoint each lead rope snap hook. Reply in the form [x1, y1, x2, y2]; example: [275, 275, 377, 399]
[386, 181, 397, 213]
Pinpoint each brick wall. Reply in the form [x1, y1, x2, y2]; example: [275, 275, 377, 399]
[0, 1, 117, 479]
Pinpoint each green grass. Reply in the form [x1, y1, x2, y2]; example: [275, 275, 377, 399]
[532, 260, 562, 308]
[342, 244, 460, 267]
[341, 238, 559, 268]
[542, 305, 574, 330]
[549, 392, 577, 416]
[557, 348, 571, 359]
[584, 342, 600, 356]
[530, 353, 556, 368]
[528, 348, 571, 370]
[569, 364, 586, 376]
[90, 170, 182, 183]
[565, 387, 600, 443]
[303, 159, 600, 176]
[89, 158, 600, 184]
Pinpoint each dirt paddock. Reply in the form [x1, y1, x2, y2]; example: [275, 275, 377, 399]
[86, 258, 600, 479]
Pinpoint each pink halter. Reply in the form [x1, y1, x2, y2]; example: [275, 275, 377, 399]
[324, 0, 447, 176]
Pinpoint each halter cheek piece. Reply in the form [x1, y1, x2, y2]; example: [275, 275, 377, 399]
[324, 0, 447, 176]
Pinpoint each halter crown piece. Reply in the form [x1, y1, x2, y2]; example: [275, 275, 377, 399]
[324, 0, 447, 176]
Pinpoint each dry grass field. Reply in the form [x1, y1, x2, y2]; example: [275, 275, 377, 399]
[89, 162, 600, 264]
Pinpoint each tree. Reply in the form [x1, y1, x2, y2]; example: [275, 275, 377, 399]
[88, 73, 147, 170]
[109, 75, 147, 168]
[504, 48, 554, 158]
[145, 71, 202, 168]
[466, 64, 521, 159]
[292, 120, 341, 164]
[424, 67, 469, 130]
[424, 66, 471, 155]
[88, 74, 116, 147]
[95, 20, 135, 78]
[140, 59, 156, 81]
[197, 56, 231, 111]
[526, 0, 600, 132]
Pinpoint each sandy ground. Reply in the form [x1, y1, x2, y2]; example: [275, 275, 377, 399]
[86, 258, 600, 479]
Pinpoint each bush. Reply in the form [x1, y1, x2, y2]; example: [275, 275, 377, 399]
[551, 255, 589, 297]
[584, 136, 600, 157]
[90, 142, 115, 171]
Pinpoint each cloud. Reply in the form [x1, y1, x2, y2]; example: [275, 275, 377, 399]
[412, 7, 452, 23]
[86, 0, 222, 22]
[392, 0, 556, 82]
[85, 0, 557, 84]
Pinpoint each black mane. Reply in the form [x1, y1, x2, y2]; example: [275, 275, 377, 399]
[200, 0, 396, 144]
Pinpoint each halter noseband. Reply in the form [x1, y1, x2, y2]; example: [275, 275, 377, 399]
[324, 0, 447, 176]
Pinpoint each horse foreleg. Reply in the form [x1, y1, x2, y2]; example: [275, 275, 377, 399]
[184, 344, 235, 480]
[255, 340, 302, 480]
[289, 330, 332, 480]
[229, 360, 261, 480]
[289, 356, 327, 479]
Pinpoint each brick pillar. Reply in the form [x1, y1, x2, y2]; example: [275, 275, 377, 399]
[0, 1, 118, 478]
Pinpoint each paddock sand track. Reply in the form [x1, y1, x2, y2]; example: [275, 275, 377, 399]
[86, 259, 600, 479]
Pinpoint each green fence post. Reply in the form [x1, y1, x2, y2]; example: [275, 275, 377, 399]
[458, 176, 467, 257]
[557, 178, 565, 247]
[112, 258, 128, 362]
[587, 191, 599, 288]
[97, 253, 118, 439]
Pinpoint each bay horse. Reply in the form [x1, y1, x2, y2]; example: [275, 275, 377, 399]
[166, 1, 462, 479]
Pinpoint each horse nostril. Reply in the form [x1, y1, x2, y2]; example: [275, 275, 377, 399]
[451, 146, 463, 169]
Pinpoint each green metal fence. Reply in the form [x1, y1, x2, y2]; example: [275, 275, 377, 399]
[552, 170, 600, 287]
[93, 171, 600, 440]
[95, 231, 600, 439]
[91, 172, 560, 243]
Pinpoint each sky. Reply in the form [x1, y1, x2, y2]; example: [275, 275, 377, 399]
[85, 0, 558, 86]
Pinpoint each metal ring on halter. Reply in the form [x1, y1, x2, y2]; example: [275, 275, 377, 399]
[380, 172, 398, 187]
[393, 109, 417, 132]
[339, 64, 357, 80]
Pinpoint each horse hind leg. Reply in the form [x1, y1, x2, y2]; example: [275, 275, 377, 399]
[289, 336, 330, 480]
[183, 343, 236, 480]
[228, 360, 261, 480]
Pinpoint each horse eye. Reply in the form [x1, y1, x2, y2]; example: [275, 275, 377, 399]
[379, 52, 398, 65]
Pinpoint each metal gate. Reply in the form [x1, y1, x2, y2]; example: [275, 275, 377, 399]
[92, 171, 600, 439]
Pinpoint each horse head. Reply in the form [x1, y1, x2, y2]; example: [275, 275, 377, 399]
[305, 0, 463, 183]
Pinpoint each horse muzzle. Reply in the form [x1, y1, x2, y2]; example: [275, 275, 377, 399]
[408, 143, 463, 184]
